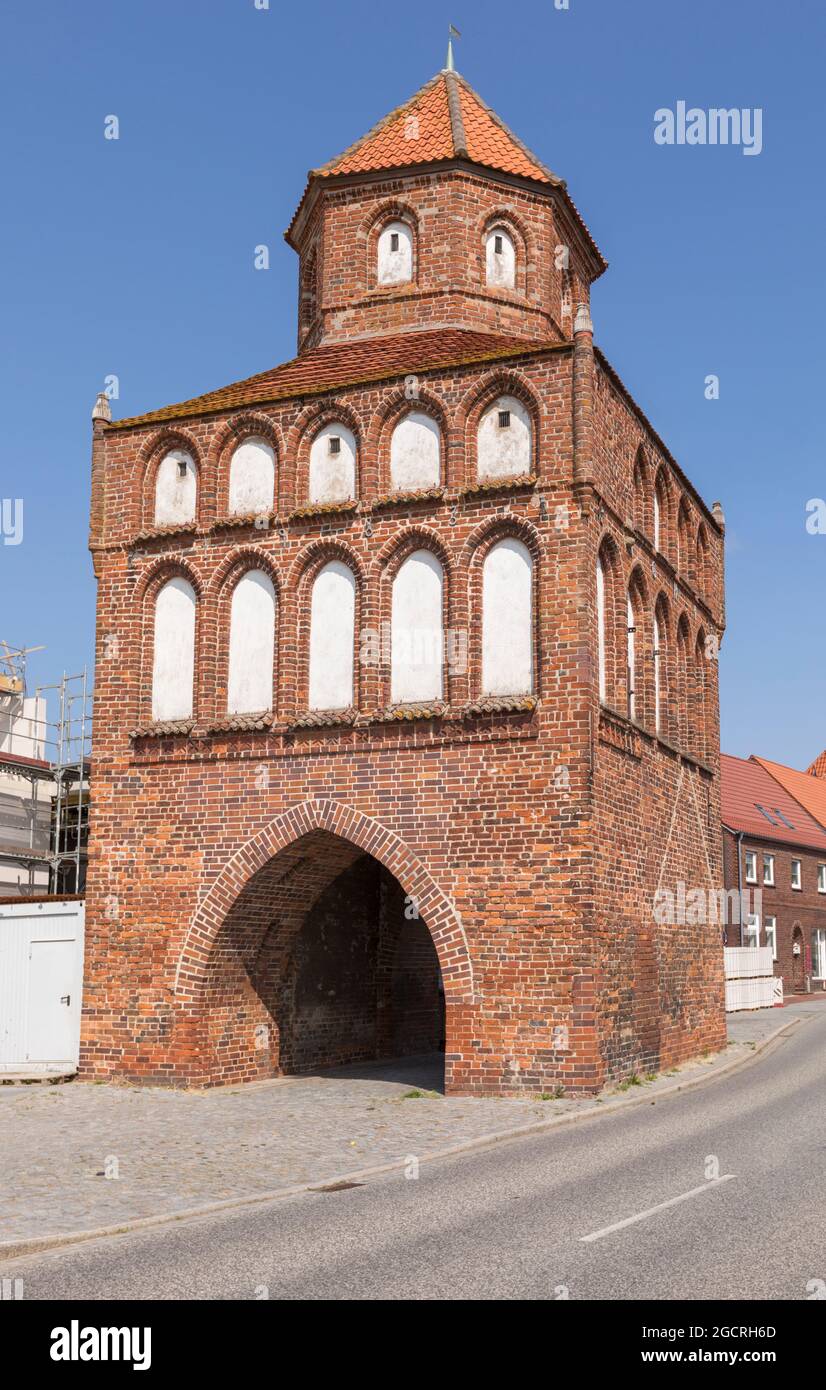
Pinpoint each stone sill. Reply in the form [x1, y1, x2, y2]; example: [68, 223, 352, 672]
[288, 500, 358, 522]
[130, 719, 195, 740]
[133, 524, 198, 544]
[206, 712, 274, 734]
[461, 473, 536, 499]
[208, 512, 276, 534]
[370, 487, 445, 511]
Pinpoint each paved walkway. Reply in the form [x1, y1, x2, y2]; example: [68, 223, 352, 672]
[0, 1005, 807, 1250]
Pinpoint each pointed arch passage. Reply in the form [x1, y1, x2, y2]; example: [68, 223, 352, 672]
[152, 577, 196, 721]
[173, 798, 474, 1090]
[227, 569, 276, 715]
[482, 538, 533, 696]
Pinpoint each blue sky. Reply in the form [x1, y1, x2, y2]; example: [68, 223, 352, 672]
[1, 0, 823, 765]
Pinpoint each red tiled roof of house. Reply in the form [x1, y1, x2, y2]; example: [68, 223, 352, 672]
[806, 749, 826, 778]
[287, 70, 606, 272]
[752, 755, 826, 834]
[108, 328, 568, 431]
[721, 753, 826, 850]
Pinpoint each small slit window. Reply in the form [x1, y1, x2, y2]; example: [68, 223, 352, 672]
[390, 232, 399, 252]
[498, 410, 511, 430]
[328, 436, 341, 456]
[494, 234, 503, 255]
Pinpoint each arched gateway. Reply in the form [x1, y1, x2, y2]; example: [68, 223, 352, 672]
[173, 799, 473, 1088]
[84, 65, 726, 1097]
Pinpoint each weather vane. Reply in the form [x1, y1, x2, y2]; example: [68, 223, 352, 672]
[446, 23, 461, 72]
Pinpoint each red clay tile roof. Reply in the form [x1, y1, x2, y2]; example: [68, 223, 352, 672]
[752, 756, 826, 835]
[806, 749, 826, 778]
[108, 328, 567, 431]
[288, 70, 606, 272]
[721, 753, 826, 849]
[315, 71, 555, 186]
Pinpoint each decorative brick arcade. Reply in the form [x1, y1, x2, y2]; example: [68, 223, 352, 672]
[82, 69, 727, 1094]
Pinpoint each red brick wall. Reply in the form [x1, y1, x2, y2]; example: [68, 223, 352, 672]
[83, 167, 726, 1096]
[291, 168, 589, 350]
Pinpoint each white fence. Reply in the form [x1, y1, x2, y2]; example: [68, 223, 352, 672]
[0, 899, 85, 1074]
[723, 945, 783, 1012]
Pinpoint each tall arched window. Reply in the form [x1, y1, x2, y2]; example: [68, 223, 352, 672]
[654, 470, 669, 555]
[694, 629, 709, 762]
[477, 396, 532, 481]
[227, 570, 275, 714]
[228, 438, 275, 517]
[482, 539, 533, 696]
[390, 412, 441, 493]
[627, 591, 638, 722]
[676, 615, 691, 751]
[596, 554, 607, 704]
[154, 450, 197, 527]
[632, 451, 648, 534]
[677, 498, 692, 576]
[152, 578, 196, 721]
[696, 524, 709, 596]
[391, 550, 443, 704]
[308, 561, 356, 710]
[653, 596, 671, 738]
[485, 226, 516, 289]
[377, 221, 413, 285]
[309, 424, 356, 504]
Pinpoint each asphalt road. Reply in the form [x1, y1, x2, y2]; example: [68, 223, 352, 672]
[4, 1008, 825, 1301]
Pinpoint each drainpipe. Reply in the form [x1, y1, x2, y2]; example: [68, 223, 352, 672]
[736, 830, 745, 947]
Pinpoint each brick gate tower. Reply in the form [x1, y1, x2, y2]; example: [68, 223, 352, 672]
[83, 66, 727, 1094]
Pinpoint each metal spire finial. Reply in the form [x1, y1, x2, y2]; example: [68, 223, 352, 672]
[446, 23, 461, 72]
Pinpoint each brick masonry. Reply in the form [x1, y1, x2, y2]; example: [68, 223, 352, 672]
[81, 80, 727, 1095]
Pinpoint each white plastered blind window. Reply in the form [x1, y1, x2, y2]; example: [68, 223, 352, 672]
[626, 593, 636, 722]
[391, 550, 443, 704]
[154, 450, 197, 526]
[390, 413, 440, 493]
[485, 226, 516, 289]
[477, 396, 531, 481]
[227, 571, 275, 715]
[378, 221, 413, 285]
[309, 424, 356, 504]
[596, 555, 607, 704]
[152, 578, 196, 721]
[228, 438, 275, 517]
[308, 562, 355, 710]
[481, 539, 533, 697]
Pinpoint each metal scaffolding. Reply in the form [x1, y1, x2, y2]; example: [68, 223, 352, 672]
[0, 644, 92, 896]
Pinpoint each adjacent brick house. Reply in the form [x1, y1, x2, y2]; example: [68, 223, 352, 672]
[82, 67, 726, 1094]
[722, 753, 826, 992]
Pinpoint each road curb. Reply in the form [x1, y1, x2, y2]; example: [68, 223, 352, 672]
[0, 1014, 801, 1264]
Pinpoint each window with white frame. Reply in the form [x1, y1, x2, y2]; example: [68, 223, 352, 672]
[744, 849, 757, 883]
[791, 858, 802, 890]
[764, 915, 777, 960]
[812, 927, 826, 980]
[763, 853, 775, 886]
[819, 864, 826, 893]
[743, 914, 760, 948]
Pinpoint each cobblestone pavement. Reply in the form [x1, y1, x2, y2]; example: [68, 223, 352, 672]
[0, 1006, 804, 1248]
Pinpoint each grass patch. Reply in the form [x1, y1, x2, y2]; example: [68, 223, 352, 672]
[536, 1086, 566, 1101]
[401, 1088, 440, 1100]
